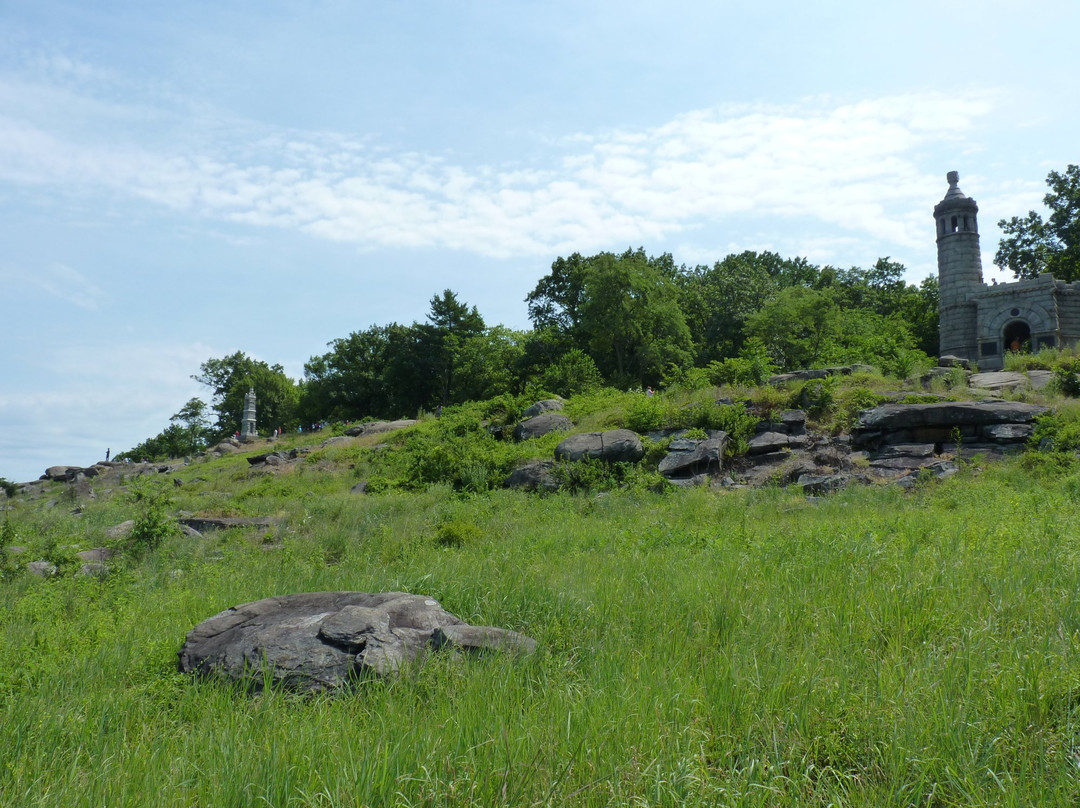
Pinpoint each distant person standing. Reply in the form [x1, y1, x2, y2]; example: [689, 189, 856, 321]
[105, 448, 110, 461]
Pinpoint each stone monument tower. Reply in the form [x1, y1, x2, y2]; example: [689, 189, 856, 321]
[240, 387, 257, 442]
[934, 170, 984, 359]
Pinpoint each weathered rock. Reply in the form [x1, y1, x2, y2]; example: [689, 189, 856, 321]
[350, 481, 369, 494]
[503, 461, 559, 492]
[554, 430, 645, 463]
[939, 355, 971, 369]
[747, 431, 809, 455]
[77, 547, 116, 562]
[796, 473, 850, 495]
[106, 520, 135, 539]
[77, 562, 109, 578]
[178, 516, 279, 533]
[343, 420, 417, 438]
[178, 591, 536, 692]
[852, 401, 1048, 449]
[657, 434, 727, 478]
[247, 449, 299, 466]
[967, 371, 1034, 393]
[769, 369, 830, 385]
[28, 561, 57, 577]
[522, 399, 564, 418]
[430, 624, 538, 655]
[513, 412, 572, 441]
[983, 423, 1035, 442]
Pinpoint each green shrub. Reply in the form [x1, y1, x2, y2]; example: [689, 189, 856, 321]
[0, 477, 17, 498]
[432, 518, 482, 549]
[121, 479, 176, 558]
[0, 517, 19, 579]
[625, 394, 666, 433]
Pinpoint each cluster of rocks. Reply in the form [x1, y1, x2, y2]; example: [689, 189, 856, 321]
[499, 386, 1051, 495]
[178, 591, 537, 693]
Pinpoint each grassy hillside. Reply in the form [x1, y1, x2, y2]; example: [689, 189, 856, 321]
[3, 379, 1080, 806]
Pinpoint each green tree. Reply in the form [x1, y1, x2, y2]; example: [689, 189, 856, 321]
[169, 398, 212, 455]
[995, 164, 1080, 282]
[748, 286, 840, 370]
[193, 352, 299, 437]
[452, 326, 527, 403]
[578, 250, 694, 387]
[677, 251, 799, 363]
[421, 290, 486, 407]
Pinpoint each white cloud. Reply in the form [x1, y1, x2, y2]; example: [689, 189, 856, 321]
[0, 79, 1001, 260]
[0, 261, 105, 309]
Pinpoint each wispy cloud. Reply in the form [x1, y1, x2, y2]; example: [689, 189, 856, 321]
[0, 60, 998, 260]
[1, 261, 106, 309]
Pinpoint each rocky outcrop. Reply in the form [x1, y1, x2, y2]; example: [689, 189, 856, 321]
[554, 430, 645, 463]
[178, 516, 280, 533]
[513, 412, 572, 441]
[851, 400, 1047, 451]
[343, 420, 417, 438]
[768, 364, 876, 385]
[178, 591, 537, 693]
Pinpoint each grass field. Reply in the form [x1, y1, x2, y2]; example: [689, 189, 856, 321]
[3, 438, 1080, 807]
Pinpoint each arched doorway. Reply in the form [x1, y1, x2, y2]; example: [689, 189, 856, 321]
[1003, 320, 1031, 353]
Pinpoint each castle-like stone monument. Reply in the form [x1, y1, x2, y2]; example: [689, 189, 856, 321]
[936, 170, 1080, 369]
[240, 387, 257, 442]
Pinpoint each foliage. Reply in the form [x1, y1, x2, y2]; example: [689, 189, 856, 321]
[705, 337, 777, 386]
[549, 458, 662, 493]
[120, 479, 176, 558]
[193, 351, 300, 438]
[0, 477, 17, 498]
[6, 454, 1080, 805]
[527, 248, 693, 387]
[995, 164, 1080, 282]
[0, 517, 18, 579]
[530, 348, 604, 398]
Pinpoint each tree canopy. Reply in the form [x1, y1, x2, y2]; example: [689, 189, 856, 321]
[995, 164, 1080, 282]
[123, 247, 940, 459]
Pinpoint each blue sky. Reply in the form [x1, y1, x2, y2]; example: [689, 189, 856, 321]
[1, 0, 1078, 483]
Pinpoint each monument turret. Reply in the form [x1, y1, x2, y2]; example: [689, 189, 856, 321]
[935, 170, 984, 360]
[240, 387, 257, 442]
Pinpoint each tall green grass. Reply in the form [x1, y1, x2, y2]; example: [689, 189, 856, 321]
[3, 459, 1080, 806]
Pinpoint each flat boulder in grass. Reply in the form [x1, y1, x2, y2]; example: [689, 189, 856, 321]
[178, 591, 537, 693]
[504, 460, 559, 492]
[513, 412, 572, 441]
[554, 429, 645, 463]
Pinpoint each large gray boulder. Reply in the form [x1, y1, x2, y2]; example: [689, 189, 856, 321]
[554, 429, 645, 463]
[343, 420, 417, 438]
[178, 591, 536, 693]
[657, 434, 728, 478]
[503, 460, 560, 492]
[522, 399, 564, 418]
[856, 400, 1047, 431]
[513, 412, 572, 441]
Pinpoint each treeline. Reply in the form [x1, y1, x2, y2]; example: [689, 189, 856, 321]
[119, 248, 938, 461]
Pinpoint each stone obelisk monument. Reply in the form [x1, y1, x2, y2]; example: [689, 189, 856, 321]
[240, 387, 257, 442]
